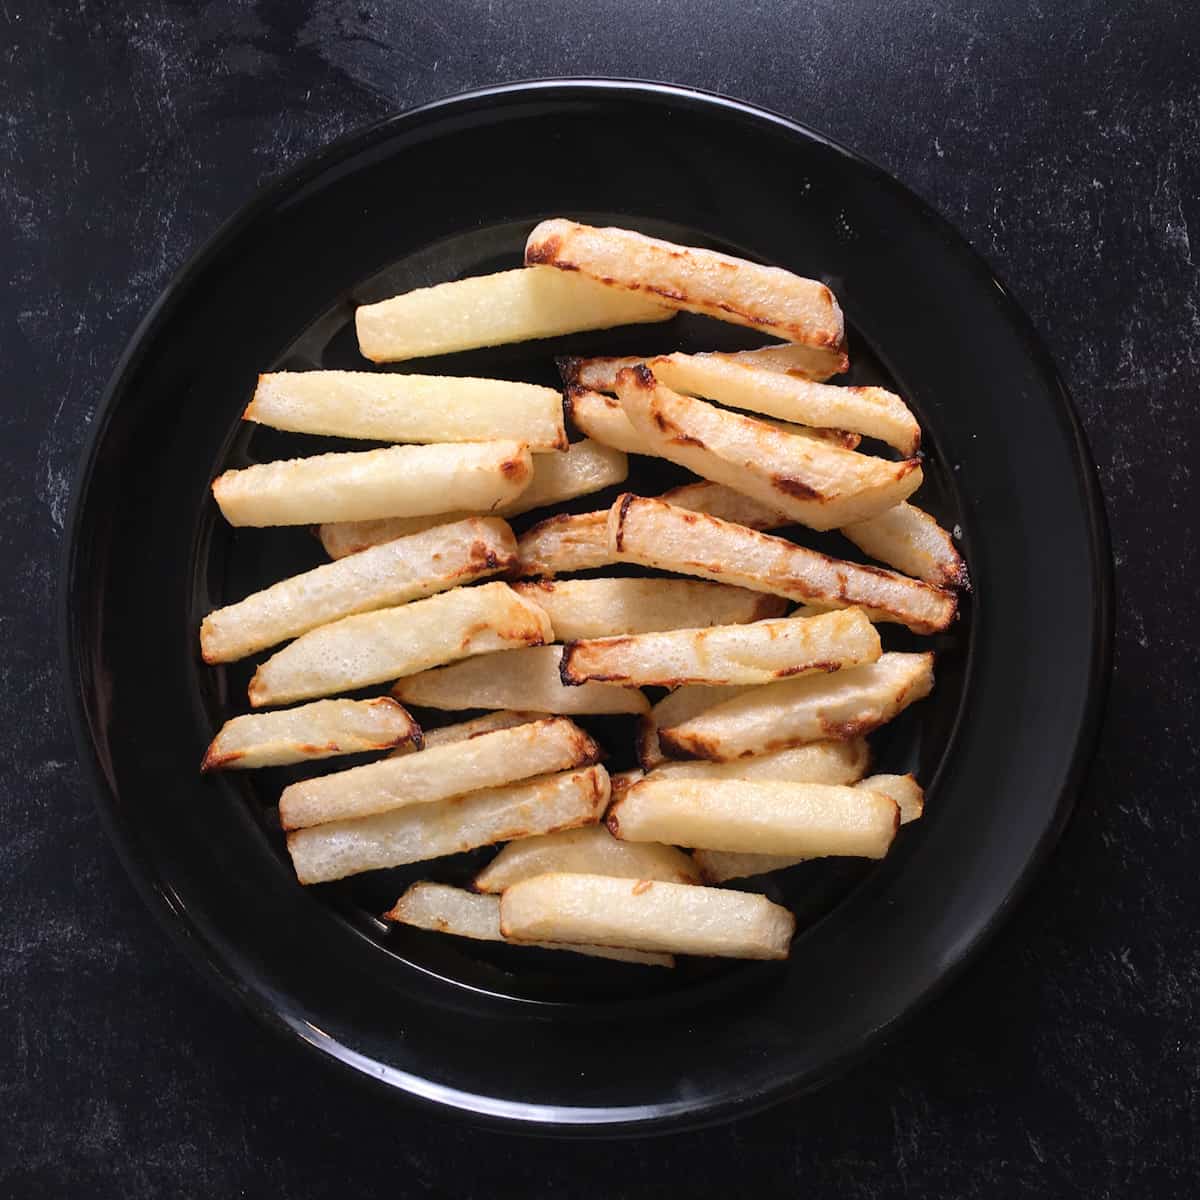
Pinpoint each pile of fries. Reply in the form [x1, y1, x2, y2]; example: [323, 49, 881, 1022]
[202, 220, 969, 965]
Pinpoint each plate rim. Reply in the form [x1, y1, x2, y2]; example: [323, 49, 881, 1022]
[58, 77, 1114, 1135]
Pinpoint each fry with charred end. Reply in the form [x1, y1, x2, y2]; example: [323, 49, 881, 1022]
[500, 872, 796, 960]
[248, 582, 553, 708]
[856, 773, 925, 824]
[514, 510, 613, 577]
[201, 697, 421, 771]
[212, 440, 533, 528]
[607, 495, 956, 635]
[840, 503, 970, 589]
[649, 737, 870, 786]
[658, 651, 935, 761]
[637, 683, 752, 769]
[525, 220, 845, 365]
[614, 368, 921, 530]
[355, 265, 674, 362]
[392, 645, 649, 715]
[385, 883, 673, 966]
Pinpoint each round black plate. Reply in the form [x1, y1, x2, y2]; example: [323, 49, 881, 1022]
[60, 80, 1112, 1134]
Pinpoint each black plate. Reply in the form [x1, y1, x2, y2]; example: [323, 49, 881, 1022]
[60, 80, 1112, 1134]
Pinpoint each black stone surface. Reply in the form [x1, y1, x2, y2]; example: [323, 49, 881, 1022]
[2, 2, 1196, 1195]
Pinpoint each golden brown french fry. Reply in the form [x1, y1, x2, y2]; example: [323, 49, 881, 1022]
[392, 645, 649, 715]
[416, 710, 543, 750]
[614, 368, 921, 530]
[658, 651, 935, 761]
[248, 582, 553, 707]
[512, 577, 786, 640]
[287, 765, 609, 884]
[515, 511, 612, 577]
[649, 738, 870, 786]
[637, 684, 752, 769]
[355, 265, 674, 362]
[212, 441, 532, 528]
[244, 371, 567, 450]
[856, 773, 925, 823]
[692, 851, 808, 884]
[279, 717, 599, 830]
[840, 503, 969, 589]
[384, 883, 673, 966]
[500, 872, 795, 960]
[608, 495, 957, 635]
[201, 517, 516, 663]
[560, 608, 881, 688]
[201, 698, 421, 771]
[525, 220, 845, 364]
[473, 824, 699, 893]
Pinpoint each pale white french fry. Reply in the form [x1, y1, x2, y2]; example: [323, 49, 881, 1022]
[287, 765, 609, 885]
[244, 371, 567, 450]
[392, 645, 649, 715]
[840, 503, 970, 589]
[608, 495, 957, 635]
[201, 517, 515, 663]
[649, 738, 870, 786]
[656, 480, 791, 530]
[201, 697, 420, 771]
[609, 778, 898, 858]
[318, 512, 467, 559]
[512, 577, 786, 640]
[515, 511, 613, 577]
[637, 684, 752, 769]
[659, 651, 935, 761]
[500, 872, 795, 960]
[384, 883, 673, 966]
[212, 441, 532, 528]
[279, 717, 599, 830]
[474, 824, 699, 893]
[560, 608, 881, 688]
[356, 265, 674, 362]
[615, 368, 921, 531]
[692, 851, 808, 884]
[856, 773, 925, 824]
[416, 710, 543, 751]
[525, 220, 845, 365]
[249, 582, 553, 707]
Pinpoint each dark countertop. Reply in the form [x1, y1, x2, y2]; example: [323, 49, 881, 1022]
[3, 2, 1197, 1196]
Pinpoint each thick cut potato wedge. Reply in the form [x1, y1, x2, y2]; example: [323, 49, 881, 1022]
[212, 441, 532, 528]
[637, 684, 752, 769]
[287, 765, 609, 884]
[515, 511, 613, 577]
[609, 778, 899, 858]
[385, 883, 673, 966]
[249, 582, 553, 707]
[201, 697, 420, 771]
[525, 220, 844, 365]
[500, 872, 795, 960]
[614, 368, 921, 531]
[392, 645, 649, 715]
[857, 773, 925, 823]
[474, 824, 700, 893]
[355, 265, 674, 362]
[201, 517, 515, 663]
[513, 577, 786, 640]
[646, 354, 920, 456]
[561, 608, 881, 688]
[417, 710, 543, 750]
[279, 717, 598, 830]
[608, 496, 956, 635]
[649, 738, 869, 786]
[840, 503, 970, 589]
[659, 651, 935, 760]
[244, 371, 567, 450]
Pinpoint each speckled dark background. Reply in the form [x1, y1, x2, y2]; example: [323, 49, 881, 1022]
[3, 1, 1198, 1196]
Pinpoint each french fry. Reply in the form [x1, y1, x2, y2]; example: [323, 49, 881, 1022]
[279, 717, 598, 830]
[609, 777, 899, 859]
[646, 354, 920, 456]
[318, 512, 459, 559]
[512, 577, 786, 640]
[201, 698, 420, 771]
[473, 824, 700, 893]
[287, 765, 609, 884]
[515, 511, 612, 577]
[212, 441, 532, 528]
[608, 496, 957, 635]
[614, 368, 921, 530]
[637, 684, 752, 769]
[244, 371, 567, 450]
[249, 582, 553, 707]
[525, 220, 845, 365]
[316, 440, 626, 559]
[355, 265, 674, 362]
[608, 768, 644, 801]
[560, 608, 881, 688]
[417, 710, 543, 751]
[500, 872, 795, 960]
[656, 480, 790, 530]
[649, 738, 870, 786]
[840, 503, 970, 589]
[384, 883, 673, 966]
[857, 773, 925, 823]
[201, 517, 516, 663]
[658, 651, 935, 760]
[392, 645, 649, 715]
